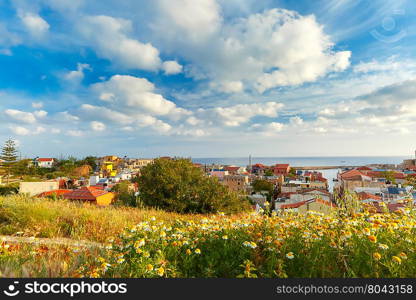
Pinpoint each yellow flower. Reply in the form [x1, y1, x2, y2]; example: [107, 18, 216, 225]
[367, 235, 377, 243]
[222, 235, 228, 240]
[195, 248, 201, 254]
[186, 249, 192, 255]
[392, 256, 402, 264]
[117, 258, 125, 264]
[373, 252, 381, 260]
[378, 243, 389, 250]
[157, 267, 165, 276]
[146, 264, 154, 272]
[399, 252, 408, 260]
[286, 252, 294, 259]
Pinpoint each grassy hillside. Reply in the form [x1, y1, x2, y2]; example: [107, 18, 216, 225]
[1, 195, 416, 278]
[0, 195, 197, 243]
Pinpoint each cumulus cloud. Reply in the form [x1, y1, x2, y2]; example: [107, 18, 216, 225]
[197, 102, 284, 126]
[154, 0, 222, 44]
[162, 60, 183, 75]
[19, 12, 50, 37]
[10, 125, 45, 136]
[92, 75, 190, 117]
[90, 121, 106, 131]
[250, 122, 285, 136]
[64, 63, 91, 83]
[78, 15, 162, 71]
[152, 5, 350, 93]
[4, 109, 37, 123]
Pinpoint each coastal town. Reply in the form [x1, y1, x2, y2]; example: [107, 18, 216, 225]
[3, 150, 416, 215]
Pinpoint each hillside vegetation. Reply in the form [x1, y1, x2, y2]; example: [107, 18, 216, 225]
[1, 196, 416, 278]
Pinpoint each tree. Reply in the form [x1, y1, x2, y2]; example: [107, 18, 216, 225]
[0, 139, 18, 184]
[264, 169, 273, 176]
[138, 158, 248, 214]
[112, 181, 137, 207]
[251, 179, 274, 201]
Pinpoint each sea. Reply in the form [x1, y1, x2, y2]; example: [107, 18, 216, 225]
[192, 156, 410, 192]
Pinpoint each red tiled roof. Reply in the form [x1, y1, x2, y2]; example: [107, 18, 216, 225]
[252, 163, 266, 168]
[225, 166, 240, 172]
[357, 192, 382, 201]
[64, 186, 110, 201]
[37, 189, 72, 197]
[357, 166, 372, 171]
[280, 198, 335, 209]
[37, 158, 54, 162]
[274, 164, 290, 169]
[339, 169, 363, 179]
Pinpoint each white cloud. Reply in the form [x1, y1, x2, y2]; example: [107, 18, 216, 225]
[90, 121, 106, 131]
[64, 63, 91, 82]
[250, 122, 285, 136]
[4, 109, 36, 123]
[10, 126, 30, 136]
[155, 0, 222, 44]
[31, 102, 43, 109]
[289, 116, 303, 126]
[162, 60, 183, 75]
[57, 111, 80, 122]
[198, 102, 284, 126]
[9, 125, 45, 136]
[78, 15, 162, 70]
[152, 6, 350, 93]
[19, 12, 50, 37]
[92, 75, 190, 117]
[33, 110, 48, 118]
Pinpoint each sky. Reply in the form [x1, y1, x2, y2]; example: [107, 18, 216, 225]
[1, 0, 416, 158]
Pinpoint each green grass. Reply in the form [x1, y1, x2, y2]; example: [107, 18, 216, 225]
[0, 195, 198, 243]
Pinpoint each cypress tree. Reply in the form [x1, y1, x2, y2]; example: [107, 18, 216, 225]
[0, 139, 18, 184]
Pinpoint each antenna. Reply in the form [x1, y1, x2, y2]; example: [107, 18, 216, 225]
[249, 154, 252, 173]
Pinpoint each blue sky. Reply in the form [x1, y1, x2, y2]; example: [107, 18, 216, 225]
[1, 0, 416, 158]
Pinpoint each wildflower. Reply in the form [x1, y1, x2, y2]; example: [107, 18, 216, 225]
[367, 235, 377, 243]
[146, 264, 154, 272]
[143, 251, 150, 258]
[243, 241, 257, 249]
[329, 241, 337, 248]
[134, 239, 145, 248]
[222, 235, 228, 240]
[117, 258, 125, 264]
[286, 252, 294, 259]
[195, 248, 201, 254]
[378, 243, 389, 250]
[156, 267, 165, 276]
[399, 252, 408, 260]
[186, 249, 192, 255]
[160, 231, 166, 238]
[363, 228, 371, 235]
[373, 252, 382, 260]
[392, 256, 402, 264]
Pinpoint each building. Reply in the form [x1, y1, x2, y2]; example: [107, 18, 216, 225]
[121, 158, 154, 173]
[63, 186, 115, 206]
[34, 158, 55, 168]
[224, 166, 247, 175]
[19, 181, 59, 196]
[273, 164, 291, 176]
[222, 175, 249, 193]
[251, 163, 267, 175]
[209, 169, 229, 179]
[278, 198, 336, 214]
